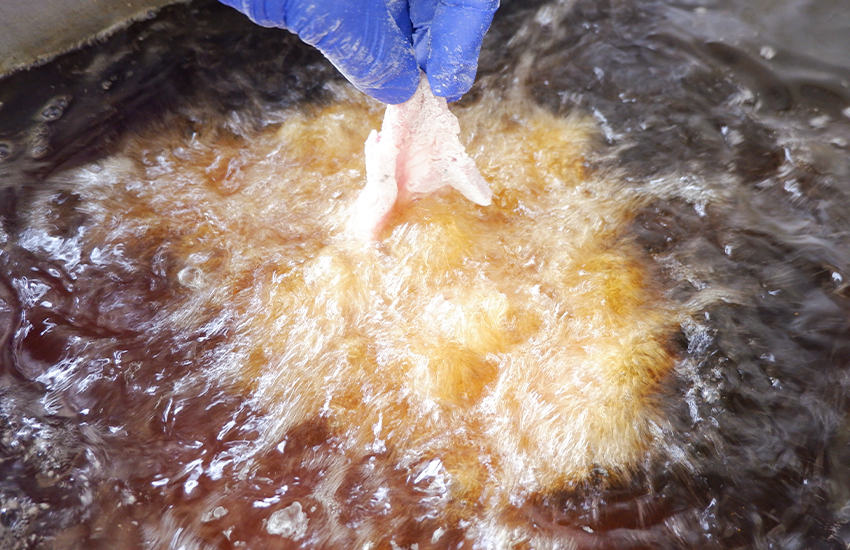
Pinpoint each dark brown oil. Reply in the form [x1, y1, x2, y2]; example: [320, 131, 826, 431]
[2, 0, 850, 549]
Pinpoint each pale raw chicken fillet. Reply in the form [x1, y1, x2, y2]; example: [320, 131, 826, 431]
[350, 75, 492, 240]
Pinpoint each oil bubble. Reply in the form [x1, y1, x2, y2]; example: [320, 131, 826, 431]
[38, 95, 71, 122]
[266, 502, 308, 540]
[0, 505, 19, 527]
[177, 266, 205, 290]
[201, 506, 229, 523]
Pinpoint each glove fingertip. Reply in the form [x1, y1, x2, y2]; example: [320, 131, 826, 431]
[428, 66, 476, 102]
[364, 70, 419, 104]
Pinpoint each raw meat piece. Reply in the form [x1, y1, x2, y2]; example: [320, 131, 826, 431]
[349, 75, 492, 240]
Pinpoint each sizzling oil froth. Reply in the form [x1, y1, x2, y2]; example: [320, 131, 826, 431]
[34, 85, 678, 545]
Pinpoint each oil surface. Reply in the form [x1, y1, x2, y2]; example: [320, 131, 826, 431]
[16, 85, 678, 548]
[1, 0, 850, 549]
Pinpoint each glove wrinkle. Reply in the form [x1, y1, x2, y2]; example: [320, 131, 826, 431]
[387, 0, 413, 37]
[412, 27, 431, 72]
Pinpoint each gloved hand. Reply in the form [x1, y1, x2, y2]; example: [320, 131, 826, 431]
[218, 0, 499, 104]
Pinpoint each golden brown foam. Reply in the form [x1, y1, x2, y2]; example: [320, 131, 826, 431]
[69, 86, 676, 525]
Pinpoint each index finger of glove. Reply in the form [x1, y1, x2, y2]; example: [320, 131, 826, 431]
[289, 1, 419, 104]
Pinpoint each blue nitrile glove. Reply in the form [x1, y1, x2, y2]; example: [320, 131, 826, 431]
[218, 0, 498, 104]
[409, 0, 499, 102]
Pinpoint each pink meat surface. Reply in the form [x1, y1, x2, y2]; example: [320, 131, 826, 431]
[349, 76, 492, 240]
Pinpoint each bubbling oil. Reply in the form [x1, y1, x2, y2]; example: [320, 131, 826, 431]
[20, 84, 678, 547]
